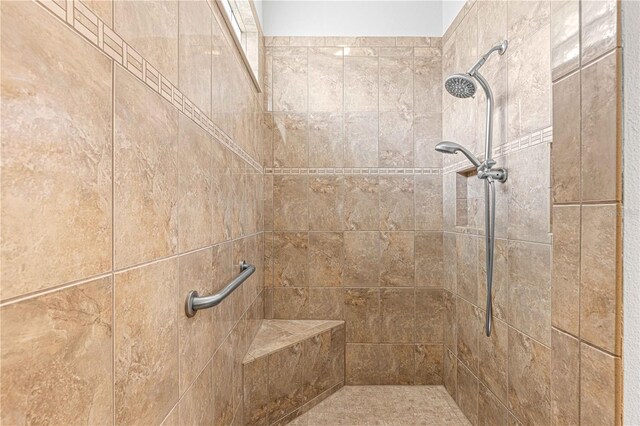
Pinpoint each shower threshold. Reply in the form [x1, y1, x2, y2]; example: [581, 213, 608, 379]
[286, 385, 470, 425]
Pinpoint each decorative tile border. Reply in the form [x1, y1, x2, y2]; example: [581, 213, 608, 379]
[36, 0, 263, 173]
[443, 126, 553, 174]
[265, 167, 442, 175]
[265, 36, 442, 48]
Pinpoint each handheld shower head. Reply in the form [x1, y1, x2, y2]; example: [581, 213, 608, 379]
[435, 141, 482, 168]
[445, 74, 476, 98]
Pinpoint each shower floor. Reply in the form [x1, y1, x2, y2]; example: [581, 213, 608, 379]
[286, 386, 471, 426]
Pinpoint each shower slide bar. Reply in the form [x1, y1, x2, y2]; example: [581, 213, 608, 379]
[185, 261, 255, 317]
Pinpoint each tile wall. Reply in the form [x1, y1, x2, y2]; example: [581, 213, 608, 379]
[0, 0, 265, 424]
[441, 0, 623, 425]
[262, 36, 446, 385]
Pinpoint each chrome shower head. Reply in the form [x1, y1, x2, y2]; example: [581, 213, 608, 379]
[445, 74, 477, 99]
[435, 141, 482, 168]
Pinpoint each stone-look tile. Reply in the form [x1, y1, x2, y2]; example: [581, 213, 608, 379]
[507, 25, 551, 141]
[162, 405, 179, 426]
[444, 349, 458, 400]
[114, 68, 178, 268]
[478, 383, 509, 426]
[178, 116, 213, 252]
[263, 113, 275, 168]
[179, 0, 211, 116]
[476, 58, 508, 152]
[508, 241, 552, 345]
[414, 113, 443, 168]
[551, 0, 580, 80]
[274, 232, 308, 288]
[0, 278, 112, 425]
[114, 0, 178, 82]
[581, 0, 618, 64]
[344, 112, 378, 167]
[273, 113, 308, 167]
[212, 140, 233, 243]
[379, 288, 415, 343]
[309, 176, 344, 231]
[179, 362, 214, 426]
[346, 344, 414, 385]
[552, 71, 581, 203]
[244, 356, 269, 426]
[213, 338, 235, 425]
[211, 243, 234, 348]
[415, 345, 444, 385]
[457, 362, 478, 425]
[551, 206, 581, 335]
[507, 0, 550, 52]
[581, 51, 620, 202]
[309, 232, 344, 287]
[178, 249, 214, 394]
[507, 142, 550, 244]
[272, 51, 308, 112]
[456, 234, 479, 304]
[268, 343, 304, 423]
[479, 238, 508, 322]
[379, 111, 413, 167]
[551, 329, 579, 426]
[443, 233, 458, 293]
[508, 329, 551, 426]
[379, 232, 415, 287]
[414, 48, 442, 114]
[309, 47, 344, 112]
[344, 56, 378, 112]
[301, 328, 344, 403]
[443, 290, 457, 354]
[415, 174, 443, 231]
[479, 318, 508, 404]
[115, 259, 179, 425]
[343, 232, 380, 287]
[379, 176, 414, 230]
[273, 288, 344, 320]
[344, 288, 380, 343]
[264, 175, 274, 232]
[581, 204, 620, 353]
[456, 297, 481, 375]
[580, 343, 619, 425]
[379, 56, 413, 113]
[416, 288, 444, 343]
[415, 232, 444, 287]
[309, 113, 344, 167]
[478, 1, 508, 54]
[0, 1, 112, 300]
[343, 176, 379, 230]
[274, 176, 308, 231]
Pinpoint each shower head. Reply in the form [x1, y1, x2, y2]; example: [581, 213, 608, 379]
[435, 141, 482, 168]
[445, 74, 477, 99]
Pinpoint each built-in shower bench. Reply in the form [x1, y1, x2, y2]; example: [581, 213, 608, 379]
[242, 320, 345, 425]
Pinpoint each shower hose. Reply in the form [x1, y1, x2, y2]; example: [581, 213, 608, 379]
[483, 177, 496, 337]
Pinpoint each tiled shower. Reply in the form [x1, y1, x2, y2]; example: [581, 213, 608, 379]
[0, 0, 627, 425]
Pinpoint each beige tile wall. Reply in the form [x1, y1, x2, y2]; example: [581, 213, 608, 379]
[262, 36, 446, 385]
[441, 0, 623, 425]
[1, 0, 265, 424]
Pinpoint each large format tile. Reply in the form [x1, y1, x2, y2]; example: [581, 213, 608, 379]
[0, 278, 113, 425]
[551, 0, 580, 80]
[308, 176, 345, 231]
[273, 113, 309, 168]
[0, 0, 112, 300]
[551, 329, 580, 425]
[308, 47, 344, 112]
[344, 112, 378, 167]
[114, 0, 178, 82]
[378, 111, 413, 167]
[581, 51, 620, 202]
[114, 67, 178, 268]
[343, 232, 380, 287]
[379, 176, 414, 230]
[415, 232, 444, 287]
[580, 343, 619, 425]
[308, 232, 344, 287]
[179, 361, 214, 426]
[178, 0, 211, 116]
[343, 176, 379, 231]
[346, 344, 414, 385]
[344, 56, 378, 112]
[309, 113, 344, 167]
[272, 50, 308, 112]
[114, 259, 179, 425]
[379, 232, 415, 287]
[581, 0, 618, 64]
[274, 176, 309, 231]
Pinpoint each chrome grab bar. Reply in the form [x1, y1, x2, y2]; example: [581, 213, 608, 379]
[185, 260, 255, 317]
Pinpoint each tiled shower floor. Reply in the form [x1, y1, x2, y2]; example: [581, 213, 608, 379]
[287, 386, 471, 426]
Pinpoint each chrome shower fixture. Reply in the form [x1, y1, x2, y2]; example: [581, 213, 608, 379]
[436, 40, 509, 337]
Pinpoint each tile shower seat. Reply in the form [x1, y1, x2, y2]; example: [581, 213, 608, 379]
[242, 320, 345, 426]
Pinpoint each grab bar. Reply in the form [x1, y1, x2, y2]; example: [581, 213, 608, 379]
[185, 260, 255, 317]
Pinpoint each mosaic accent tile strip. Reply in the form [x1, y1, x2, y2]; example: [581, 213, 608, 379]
[36, 0, 263, 173]
[443, 126, 553, 174]
[264, 167, 442, 175]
